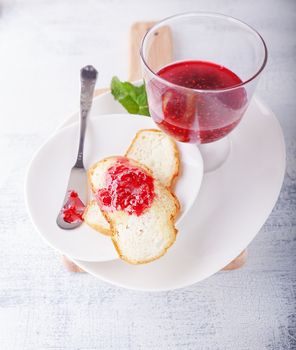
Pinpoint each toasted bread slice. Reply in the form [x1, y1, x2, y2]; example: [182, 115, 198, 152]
[88, 156, 180, 264]
[126, 129, 179, 188]
[84, 129, 180, 235]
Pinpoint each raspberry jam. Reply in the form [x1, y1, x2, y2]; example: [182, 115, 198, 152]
[96, 159, 155, 216]
[62, 191, 85, 223]
[147, 60, 247, 143]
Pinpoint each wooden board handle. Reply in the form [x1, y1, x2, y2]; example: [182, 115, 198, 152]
[94, 20, 172, 97]
[128, 22, 173, 81]
[223, 250, 247, 270]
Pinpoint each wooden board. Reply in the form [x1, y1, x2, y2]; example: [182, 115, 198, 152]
[63, 21, 246, 272]
[128, 22, 173, 81]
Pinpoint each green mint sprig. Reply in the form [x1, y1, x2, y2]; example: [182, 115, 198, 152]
[111, 76, 150, 116]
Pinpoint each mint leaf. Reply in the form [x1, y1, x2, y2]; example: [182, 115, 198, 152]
[111, 76, 150, 116]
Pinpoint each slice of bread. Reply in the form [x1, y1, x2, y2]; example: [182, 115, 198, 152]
[126, 129, 179, 188]
[82, 200, 111, 236]
[88, 156, 180, 264]
[84, 129, 180, 235]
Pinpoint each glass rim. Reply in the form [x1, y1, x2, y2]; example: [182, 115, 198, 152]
[140, 12, 268, 93]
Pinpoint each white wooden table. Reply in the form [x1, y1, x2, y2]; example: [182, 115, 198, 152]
[0, 0, 295, 349]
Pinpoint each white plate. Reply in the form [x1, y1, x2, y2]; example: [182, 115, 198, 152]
[25, 114, 203, 261]
[69, 96, 285, 291]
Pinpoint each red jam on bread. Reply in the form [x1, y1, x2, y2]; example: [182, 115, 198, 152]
[96, 159, 155, 216]
[62, 191, 85, 223]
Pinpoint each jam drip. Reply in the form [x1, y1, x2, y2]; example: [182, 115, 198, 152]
[62, 191, 85, 223]
[96, 159, 155, 216]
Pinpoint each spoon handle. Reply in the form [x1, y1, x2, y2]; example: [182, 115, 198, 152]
[75, 65, 98, 168]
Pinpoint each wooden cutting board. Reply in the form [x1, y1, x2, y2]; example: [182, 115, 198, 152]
[63, 21, 247, 273]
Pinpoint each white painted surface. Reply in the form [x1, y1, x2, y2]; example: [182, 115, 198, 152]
[0, 0, 295, 349]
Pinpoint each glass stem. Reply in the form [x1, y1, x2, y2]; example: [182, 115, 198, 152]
[198, 136, 231, 173]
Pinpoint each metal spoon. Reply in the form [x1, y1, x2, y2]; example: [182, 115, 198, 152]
[56, 65, 98, 229]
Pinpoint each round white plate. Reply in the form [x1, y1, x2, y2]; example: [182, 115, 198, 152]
[25, 114, 203, 261]
[69, 95, 285, 291]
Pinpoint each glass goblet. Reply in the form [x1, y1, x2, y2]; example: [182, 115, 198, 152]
[140, 12, 267, 171]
